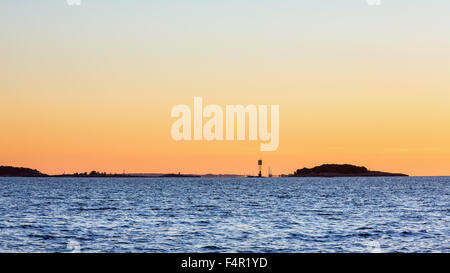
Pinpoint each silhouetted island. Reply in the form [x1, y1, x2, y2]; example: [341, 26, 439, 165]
[55, 170, 136, 177]
[159, 173, 201, 178]
[0, 166, 200, 178]
[288, 164, 408, 177]
[0, 166, 48, 177]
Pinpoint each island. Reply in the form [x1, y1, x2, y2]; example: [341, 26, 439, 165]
[159, 173, 201, 178]
[0, 166, 201, 178]
[0, 166, 48, 177]
[286, 164, 408, 177]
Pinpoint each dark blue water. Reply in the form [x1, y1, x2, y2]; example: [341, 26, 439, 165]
[0, 177, 448, 252]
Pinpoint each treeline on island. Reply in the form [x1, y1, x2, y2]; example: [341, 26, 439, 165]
[0, 166, 47, 177]
[284, 164, 408, 177]
[0, 166, 129, 177]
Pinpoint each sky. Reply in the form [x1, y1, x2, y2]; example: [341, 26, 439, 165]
[1, 0, 449, 176]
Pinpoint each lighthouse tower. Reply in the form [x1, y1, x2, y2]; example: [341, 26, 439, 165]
[258, 159, 262, 177]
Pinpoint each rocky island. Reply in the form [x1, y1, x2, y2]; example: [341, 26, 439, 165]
[288, 164, 408, 177]
[0, 166, 48, 177]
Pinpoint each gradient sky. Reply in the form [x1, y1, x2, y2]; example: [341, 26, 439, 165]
[1, 0, 449, 175]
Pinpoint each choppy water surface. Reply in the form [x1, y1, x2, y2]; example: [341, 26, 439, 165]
[0, 177, 448, 252]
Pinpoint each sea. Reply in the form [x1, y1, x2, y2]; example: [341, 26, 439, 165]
[0, 176, 448, 253]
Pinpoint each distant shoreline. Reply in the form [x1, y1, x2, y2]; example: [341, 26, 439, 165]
[0, 164, 410, 178]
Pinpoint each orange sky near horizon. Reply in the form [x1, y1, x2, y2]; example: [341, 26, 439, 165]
[1, 1, 449, 176]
